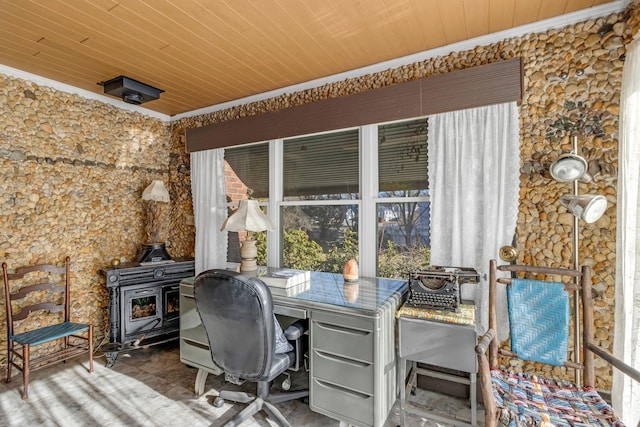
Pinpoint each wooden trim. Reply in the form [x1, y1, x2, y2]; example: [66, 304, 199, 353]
[186, 58, 523, 152]
[586, 342, 640, 384]
[11, 283, 66, 300]
[6, 263, 66, 280]
[14, 303, 64, 321]
[477, 351, 497, 427]
[498, 264, 582, 277]
[497, 277, 579, 291]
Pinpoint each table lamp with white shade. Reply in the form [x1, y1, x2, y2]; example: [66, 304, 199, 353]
[138, 180, 172, 263]
[220, 199, 274, 272]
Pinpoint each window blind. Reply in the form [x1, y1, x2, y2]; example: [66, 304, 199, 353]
[186, 58, 522, 152]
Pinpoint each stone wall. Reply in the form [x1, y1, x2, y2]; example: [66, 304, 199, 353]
[171, 1, 640, 389]
[0, 74, 171, 352]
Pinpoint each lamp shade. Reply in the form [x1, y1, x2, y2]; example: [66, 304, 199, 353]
[220, 199, 275, 232]
[559, 194, 607, 223]
[549, 153, 588, 182]
[142, 180, 170, 202]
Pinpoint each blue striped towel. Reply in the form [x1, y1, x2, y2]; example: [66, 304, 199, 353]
[507, 279, 569, 366]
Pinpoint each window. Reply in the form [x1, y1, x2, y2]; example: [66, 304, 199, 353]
[283, 130, 359, 201]
[376, 119, 430, 277]
[223, 121, 431, 278]
[224, 143, 269, 200]
[224, 142, 270, 264]
[282, 130, 359, 272]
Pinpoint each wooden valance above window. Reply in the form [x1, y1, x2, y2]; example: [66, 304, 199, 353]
[185, 57, 522, 153]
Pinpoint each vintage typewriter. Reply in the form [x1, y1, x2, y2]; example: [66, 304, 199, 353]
[405, 266, 480, 311]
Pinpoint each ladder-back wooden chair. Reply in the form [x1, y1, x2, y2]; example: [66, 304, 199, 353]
[476, 259, 640, 426]
[2, 257, 93, 400]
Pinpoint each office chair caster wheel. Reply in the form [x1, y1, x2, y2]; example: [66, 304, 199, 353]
[213, 397, 225, 408]
[282, 375, 291, 391]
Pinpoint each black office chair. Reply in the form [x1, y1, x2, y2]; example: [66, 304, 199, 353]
[194, 269, 309, 427]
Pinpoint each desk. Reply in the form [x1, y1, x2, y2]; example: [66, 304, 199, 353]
[179, 272, 406, 427]
[397, 304, 478, 426]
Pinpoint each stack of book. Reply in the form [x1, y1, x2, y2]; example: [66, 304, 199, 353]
[255, 268, 311, 296]
[268, 280, 311, 296]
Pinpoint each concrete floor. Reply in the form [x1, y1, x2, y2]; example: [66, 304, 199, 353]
[0, 342, 482, 427]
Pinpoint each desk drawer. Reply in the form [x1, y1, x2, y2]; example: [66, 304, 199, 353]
[180, 283, 195, 298]
[273, 304, 307, 319]
[311, 312, 374, 363]
[398, 316, 477, 373]
[180, 337, 222, 374]
[180, 293, 206, 340]
[311, 378, 373, 426]
[312, 348, 373, 394]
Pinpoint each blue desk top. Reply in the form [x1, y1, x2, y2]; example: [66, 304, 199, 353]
[182, 271, 407, 315]
[272, 271, 407, 314]
[182, 271, 408, 313]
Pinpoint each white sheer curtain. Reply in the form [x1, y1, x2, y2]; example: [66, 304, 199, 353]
[613, 34, 640, 427]
[191, 148, 228, 275]
[428, 102, 520, 338]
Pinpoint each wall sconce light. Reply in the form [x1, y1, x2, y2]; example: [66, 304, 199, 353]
[220, 200, 274, 272]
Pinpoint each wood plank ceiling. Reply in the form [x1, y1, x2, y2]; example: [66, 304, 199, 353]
[0, 0, 620, 116]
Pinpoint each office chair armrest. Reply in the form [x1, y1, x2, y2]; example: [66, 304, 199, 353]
[586, 342, 640, 383]
[283, 320, 308, 373]
[475, 328, 496, 355]
[284, 321, 306, 341]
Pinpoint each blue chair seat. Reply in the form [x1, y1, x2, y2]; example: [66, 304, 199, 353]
[11, 321, 90, 346]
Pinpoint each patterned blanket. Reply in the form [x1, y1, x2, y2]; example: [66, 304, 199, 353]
[491, 369, 624, 426]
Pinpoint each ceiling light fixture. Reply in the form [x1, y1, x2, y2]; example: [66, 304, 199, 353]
[99, 75, 164, 105]
[122, 92, 145, 105]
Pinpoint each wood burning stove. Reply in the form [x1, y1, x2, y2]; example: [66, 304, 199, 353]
[101, 258, 194, 367]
